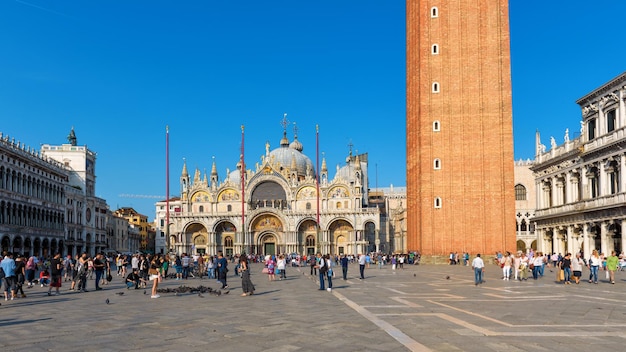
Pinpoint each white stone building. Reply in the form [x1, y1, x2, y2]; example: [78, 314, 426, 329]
[41, 128, 111, 256]
[532, 72, 626, 257]
[0, 133, 67, 256]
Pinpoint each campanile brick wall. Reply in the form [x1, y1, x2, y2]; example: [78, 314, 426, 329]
[406, 0, 516, 256]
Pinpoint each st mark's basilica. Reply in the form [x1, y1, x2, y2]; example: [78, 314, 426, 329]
[156, 124, 387, 257]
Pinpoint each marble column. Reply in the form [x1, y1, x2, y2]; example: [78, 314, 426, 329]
[581, 166, 589, 199]
[621, 220, 626, 256]
[566, 226, 574, 254]
[615, 89, 626, 129]
[620, 155, 626, 193]
[601, 222, 609, 255]
[583, 224, 590, 258]
[571, 171, 580, 202]
[599, 162, 607, 197]
[565, 172, 572, 204]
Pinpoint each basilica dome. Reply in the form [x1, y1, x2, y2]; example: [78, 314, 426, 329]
[268, 132, 315, 177]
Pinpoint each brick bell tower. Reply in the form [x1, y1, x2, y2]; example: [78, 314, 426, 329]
[406, 0, 516, 257]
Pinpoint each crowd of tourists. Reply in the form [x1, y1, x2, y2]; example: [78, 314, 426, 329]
[469, 249, 626, 286]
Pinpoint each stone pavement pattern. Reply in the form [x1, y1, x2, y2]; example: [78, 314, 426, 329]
[2, 262, 626, 351]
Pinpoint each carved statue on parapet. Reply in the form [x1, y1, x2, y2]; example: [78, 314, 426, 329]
[580, 121, 585, 136]
[537, 143, 546, 155]
[550, 136, 556, 150]
[564, 129, 569, 143]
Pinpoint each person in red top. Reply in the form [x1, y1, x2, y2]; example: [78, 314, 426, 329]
[39, 269, 50, 287]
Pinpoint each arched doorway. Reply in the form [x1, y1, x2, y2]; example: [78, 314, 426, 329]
[516, 240, 526, 252]
[12, 236, 22, 253]
[24, 237, 32, 257]
[336, 235, 346, 255]
[1, 236, 10, 254]
[215, 221, 236, 255]
[185, 223, 208, 255]
[42, 238, 50, 257]
[259, 233, 277, 256]
[329, 219, 353, 255]
[251, 214, 283, 255]
[33, 238, 41, 257]
[298, 219, 318, 255]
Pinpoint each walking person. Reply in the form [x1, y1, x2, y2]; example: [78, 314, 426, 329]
[276, 254, 286, 280]
[606, 250, 619, 284]
[239, 256, 255, 296]
[532, 252, 544, 280]
[149, 255, 161, 298]
[315, 253, 327, 290]
[217, 251, 229, 289]
[75, 253, 89, 292]
[310, 255, 317, 276]
[588, 249, 601, 284]
[181, 253, 191, 279]
[471, 253, 485, 286]
[571, 252, 584, 284]
[340, 254, 349, 280]
[14, 254, 26, 298]
[560, 253, 572, 284]
[1, 251, 17, 301]
[324, 254, 333, 292]
[265, 255, 276, 281]
[48, 252, 63, 296]
[93, 253, 106, 290]
[502, 251, 512, 280]
[63, 255, 74, 282]
[358, 253, 366, 279]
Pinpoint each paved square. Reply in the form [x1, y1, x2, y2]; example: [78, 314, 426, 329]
[2, 262, 625, 351]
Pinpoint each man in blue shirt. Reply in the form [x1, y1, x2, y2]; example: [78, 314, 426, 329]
[216, 251, 228, 290]
[1, 252, 17, 301]
[340, 254, 349, 280]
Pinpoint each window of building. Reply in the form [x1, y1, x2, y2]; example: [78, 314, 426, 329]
[434, 158, 441, 170]
[431, 6, 438, 18]
[433, 120, 441, 131]
[607, 109, 616, 133]
[306, 202, 311, 210]
[515, 184, 527, 200]
[432, 82, 440, 93]
[520, 219, 527, 232]
[590, 177, 598, 198]
[588, 118, 596, 140]
[227, 204, 232, 212]
[199, 205, 204, 213]
[434, 197, 442, 208]
[224, 236, 233, 247]
[431, 44, 439, 55]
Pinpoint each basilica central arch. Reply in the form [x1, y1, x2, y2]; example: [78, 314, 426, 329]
[251, 213, 283, 255]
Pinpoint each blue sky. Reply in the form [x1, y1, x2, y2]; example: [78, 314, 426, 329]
[1, 1, 624, 220]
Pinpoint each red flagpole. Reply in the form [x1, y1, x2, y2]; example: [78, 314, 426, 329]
[241, 125, 246, 254]
[316, 125, 320, 252]
[166, 125, 170, 254]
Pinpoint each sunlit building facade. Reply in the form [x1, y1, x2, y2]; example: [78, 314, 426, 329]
[532, 72, 626, 256]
